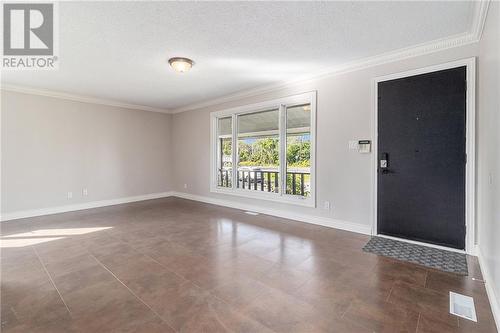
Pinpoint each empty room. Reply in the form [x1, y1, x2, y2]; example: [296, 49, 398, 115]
[1, 1, 499, 332]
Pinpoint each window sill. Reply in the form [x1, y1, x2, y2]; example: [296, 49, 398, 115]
[210, 186, 316, 208]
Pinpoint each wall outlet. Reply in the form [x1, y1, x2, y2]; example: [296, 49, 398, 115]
[324, 201, 331, 210]
[82, 188, 88, 196]
[183, 183, 188, 189]
[67, 191, 73, 199]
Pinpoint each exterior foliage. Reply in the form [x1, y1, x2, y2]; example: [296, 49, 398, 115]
[234, 136, 310, 167]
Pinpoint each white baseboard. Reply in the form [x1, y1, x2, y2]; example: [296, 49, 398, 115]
[171, 191, 372, 235]
[0, 191, 174, 222]
[476, 245, 500, 332]
[1, 190, 371, 237]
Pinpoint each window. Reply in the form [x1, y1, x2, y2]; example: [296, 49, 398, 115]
[211, 92, 316, 207]
[286, 104, 311, 197]
[238, 109, 280, 193]
[216, 117, 232, 188]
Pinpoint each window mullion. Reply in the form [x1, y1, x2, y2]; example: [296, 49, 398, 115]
[279, 104, 286, 196]
[231, 114, 238, 190]
[213, 116, 218, 189]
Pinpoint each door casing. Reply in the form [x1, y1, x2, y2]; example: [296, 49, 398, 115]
[371, 57, 476, 255]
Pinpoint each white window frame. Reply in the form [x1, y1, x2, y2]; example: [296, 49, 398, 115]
[210, 91, 317, 207]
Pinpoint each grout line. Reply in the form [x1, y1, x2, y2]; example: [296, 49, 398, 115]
[32, 246, 73, 318]
[92, 231, 212, 292]
[208, 302, 232, 333]
[88, 253, 179, 333]
[148, 257, 187, 280]
[340, 301, 353, 319]
[386, 283, 395, 302]
[130, 251, 188, 283]
[9, 306, 20, 321]
[206, 287, 278, 333]
[103, 232, 189, 282]
[415, 313, 421, 333]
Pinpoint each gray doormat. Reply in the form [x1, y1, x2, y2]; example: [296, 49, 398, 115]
[363, 236, 468, 275]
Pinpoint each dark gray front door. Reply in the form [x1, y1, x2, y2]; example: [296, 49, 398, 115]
[377, 66, 467, 249]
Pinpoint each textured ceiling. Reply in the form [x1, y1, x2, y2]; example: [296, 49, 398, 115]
[2, 1, 476, 111]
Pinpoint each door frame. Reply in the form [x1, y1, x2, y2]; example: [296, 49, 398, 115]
[371, 57, 476, 255]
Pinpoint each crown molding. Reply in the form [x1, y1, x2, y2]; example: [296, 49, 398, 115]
[171, 33, 476, 114]
[470, 0, 491, 42]
[0, 84, 172, 114]
[172, 1, 490, 114]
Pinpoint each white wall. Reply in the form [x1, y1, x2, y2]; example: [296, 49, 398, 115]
[171, 43, 479, 232]
[477, 1, 500, 327]
[1, 91, 173, 216]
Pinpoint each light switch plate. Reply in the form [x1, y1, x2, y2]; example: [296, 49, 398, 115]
[348, 141, 358, 151]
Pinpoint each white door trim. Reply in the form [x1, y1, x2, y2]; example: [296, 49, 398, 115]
[371, 57, 476, 255]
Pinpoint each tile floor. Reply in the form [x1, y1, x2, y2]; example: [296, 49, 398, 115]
[0, 197, 497, 332]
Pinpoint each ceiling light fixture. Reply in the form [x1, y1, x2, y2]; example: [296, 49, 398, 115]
[168, 57, 194, 73]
